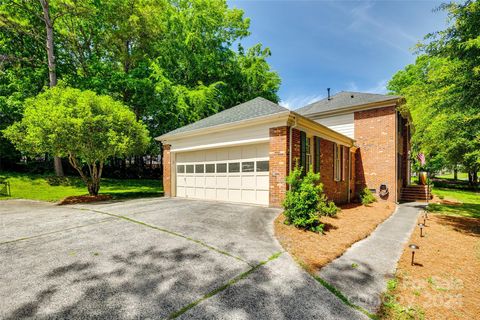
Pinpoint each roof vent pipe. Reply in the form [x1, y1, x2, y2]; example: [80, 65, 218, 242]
[327, 88, 331, 100]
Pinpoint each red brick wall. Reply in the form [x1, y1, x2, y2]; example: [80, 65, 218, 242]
[162, 144, 172, 197]
[269, 126, 289, 207]
[319, 139, 350, 204]
[354, 106, 397, 202]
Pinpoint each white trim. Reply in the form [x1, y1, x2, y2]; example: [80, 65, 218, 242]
[158, 111, 290, 141]
[304, 100, 400, 119]
[171, 137, 270, 153]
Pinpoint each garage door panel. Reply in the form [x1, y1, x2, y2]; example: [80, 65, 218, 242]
[195, 188, 205, 198]
[175, 143, 269, 205]
[195, 176, 205, 188]
[228, 189, 241, 202]
[256, 175, 269, 190]
[177, 176, 185, 187]
[228, 176, 241, 189]
[205, 176, 216, 188]
[216, 188, 228, 200]
[257, 190, 269, 204]
[241, 190, 255, 203]
[177, 186, 186, 197]
[186, 187, 195, 197]
[185, 176, 195, 185]
[241, 176, 256, 189]
[205, 188, 216, 200]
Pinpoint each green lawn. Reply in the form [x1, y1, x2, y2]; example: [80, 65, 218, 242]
[429, 187, 480, 219]
[435, 172, 469, 181]
[0, 171, 163, 202]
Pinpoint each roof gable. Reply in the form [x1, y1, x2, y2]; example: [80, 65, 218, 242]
[159, 97, 288, 138]
[296, 91, 401, 116]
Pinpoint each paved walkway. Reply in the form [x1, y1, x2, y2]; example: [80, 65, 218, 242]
[318, 202, 425, 313]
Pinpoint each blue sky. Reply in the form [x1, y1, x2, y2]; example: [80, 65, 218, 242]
[229, 0, 448, 109]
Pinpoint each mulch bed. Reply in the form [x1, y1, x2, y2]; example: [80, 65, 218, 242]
[58, 194, 112, 205]
[382, 214, 480, 319]
[274, 201, 395, 273]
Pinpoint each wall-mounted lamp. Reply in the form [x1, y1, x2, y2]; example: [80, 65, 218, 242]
[409, 244, 419, 266]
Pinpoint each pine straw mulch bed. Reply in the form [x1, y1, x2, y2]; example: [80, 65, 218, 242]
[274, 201, 395, 273]
[58, 194, 112, 205]
[380, 214, 480, 320]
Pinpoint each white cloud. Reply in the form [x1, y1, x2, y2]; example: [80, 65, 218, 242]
[328, 0, 416, 55]
[344, 79, 388, 94]
[279, 93, 325, 110]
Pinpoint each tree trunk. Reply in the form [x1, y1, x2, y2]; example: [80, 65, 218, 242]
[453, 168, 458, 180]
[88, 180, 100, 196]
[40, 0, 63, 176]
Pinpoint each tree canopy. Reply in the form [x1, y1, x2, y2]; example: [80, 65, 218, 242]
[0, 0, 281, 166]
[388, 0, 480, 185]
[3, 86, 150, 194]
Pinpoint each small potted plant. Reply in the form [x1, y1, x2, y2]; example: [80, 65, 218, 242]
[417, 153, 427, 185]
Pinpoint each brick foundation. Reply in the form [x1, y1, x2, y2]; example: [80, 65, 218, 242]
[162, 144, 172, 197]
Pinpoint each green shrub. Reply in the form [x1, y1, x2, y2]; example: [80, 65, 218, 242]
[360, 188, 377, 205]
[283, 167, 338, 233]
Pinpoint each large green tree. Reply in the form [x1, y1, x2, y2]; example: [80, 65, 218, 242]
[3, 87, 150, 195]
[388, 0, 480, 186]
[0, 0, 281, 167]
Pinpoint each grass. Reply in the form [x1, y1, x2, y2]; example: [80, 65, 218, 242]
[380, 278, 425, 320]
[0, 171, 163, 202]
[429, 187, 480, 219]
[435, 172, 469, 181]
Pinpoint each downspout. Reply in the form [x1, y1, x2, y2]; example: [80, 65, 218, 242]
[347, 149, 351, 203]
[395, 112, 398, 203]
[289, 115, 298, 173]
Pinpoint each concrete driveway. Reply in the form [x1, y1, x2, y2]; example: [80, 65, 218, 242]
[0, 198, 366, 319]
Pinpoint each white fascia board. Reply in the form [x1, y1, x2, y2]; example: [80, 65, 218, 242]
[157, 111, 290, 143]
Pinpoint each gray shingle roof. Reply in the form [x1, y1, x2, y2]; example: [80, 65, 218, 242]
[296, 91, 401, 116]
[160, 97, 288, 138]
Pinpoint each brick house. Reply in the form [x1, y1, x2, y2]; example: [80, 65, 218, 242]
[157, 92, 410, 207]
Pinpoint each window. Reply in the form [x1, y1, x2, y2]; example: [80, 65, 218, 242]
[256, 160, 269, 172]
[334, 144, 342, 181]
[195, 164, 204, 174]
[300, 131, 307, 174]
[177, 165, 185, 173]
[228, 162, 240, 173]
[186, 165, 194, 173]
[205, 164, 215, 173]
[242, 162, 254, 172]
[314, 136, 321, 173]
[216, 163, 227, 173]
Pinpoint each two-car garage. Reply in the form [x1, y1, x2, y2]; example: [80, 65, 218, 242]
[174, 143, 270, 205]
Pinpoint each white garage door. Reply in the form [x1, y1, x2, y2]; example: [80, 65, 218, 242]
[175, 144, 269, 205]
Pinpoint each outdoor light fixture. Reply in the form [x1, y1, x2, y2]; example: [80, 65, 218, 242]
[424, 210, 428, 219]
[418, 223, 425, 237]
[409, 244, 419, 266]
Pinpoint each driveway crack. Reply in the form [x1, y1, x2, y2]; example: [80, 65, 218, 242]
[0, 218, 114, 245]
[72, 207, 252, 266]
[167, 251, 283, 319]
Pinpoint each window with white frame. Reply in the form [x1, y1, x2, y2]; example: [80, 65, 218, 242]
[334, 143, 342, 181]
